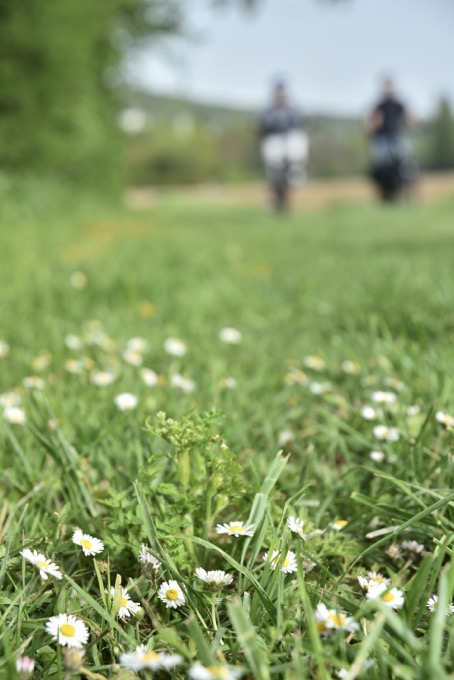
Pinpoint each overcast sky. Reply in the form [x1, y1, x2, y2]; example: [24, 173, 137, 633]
[128, 0, 454, 116]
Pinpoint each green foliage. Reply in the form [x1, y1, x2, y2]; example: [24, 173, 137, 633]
[425, 97, 454, 170]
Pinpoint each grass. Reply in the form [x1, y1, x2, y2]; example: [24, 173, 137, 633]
[0, 174, 454, 679]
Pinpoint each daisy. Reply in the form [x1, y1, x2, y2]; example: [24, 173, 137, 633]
[188, 662, 244, 679]
[109, 586, 141, 618]
[140, 368, 158, 387]
[72, 529, 104, 556]
[221, 377, 237, 389]
[119, 645, 182, 671]
[65, 359, 84, 374]
[0, 392, 21, 408]
[138, 544, 160, 571]
[22, 376, 45, 390]
[341, 360, 360, 374]
[126, 337, 148, 353]
[435, 411, 454, 428]
[64, 334, 83, 350]
[45, 614, 88, 648]
[114, 393, 138, 411]
[216, 521, 254, 538]
[369, 450, 386, 462]
[401, 540, 426, 556]
[219, 327, 242, 345]
[373, 425, 400, 442]
[371, 391, 397, 405]
[91, 370, 116, 387]
[360, 406, 378, 421]
[157, 580, 185, 609]
[164, 337, 187, 357]
[122, 348, 143, 367]
[16, 656, 35, 677]
[309, 381, 332, 395]
[0, 340, 10, 358]
[325, 610, 359, 633]
[358, 571, 391, 591]
[69, 271, 87, 289]
[304, 355, 326, 371]
[20, 548, 62, 580]
[330, 519, 348, 531]
[32, 353, 52, 372]
[195, 568, 234, 588]
[426, 595, 454, 615]
[287, 516, 307, 539]
[278, 430, 294, 446]
[285, 368, 309, 386]
[367, 585, 404, 609]
[3, 407, 26, 425]
[170, 373, 196, 393]
[263, 550, 297, 574]
[406, 405, 421, 417]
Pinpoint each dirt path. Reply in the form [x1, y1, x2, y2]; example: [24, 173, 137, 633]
[125, 172, 454, 212]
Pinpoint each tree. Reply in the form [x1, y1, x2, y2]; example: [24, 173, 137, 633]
[426, 97, 454, 170]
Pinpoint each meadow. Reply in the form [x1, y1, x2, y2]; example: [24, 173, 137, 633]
[1, 174, 454, 679]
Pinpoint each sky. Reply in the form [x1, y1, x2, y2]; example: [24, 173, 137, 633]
[128, 0, 454, 116]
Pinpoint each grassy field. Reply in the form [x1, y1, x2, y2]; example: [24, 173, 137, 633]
[1, 176, 454, 679]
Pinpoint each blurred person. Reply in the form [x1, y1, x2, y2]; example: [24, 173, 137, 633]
[259, 80, 309, 212]
[365, 78, 418, 202]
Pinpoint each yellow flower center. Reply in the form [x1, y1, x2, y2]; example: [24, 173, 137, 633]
[328, 613, 346, 627]
[166, 588, 179, 601]
[334, 520, 347, 528]
[60, 623, 76, 637]
[207, 667, 229, 679]
[229, 524, 244, 533]
[37, 559, 50, 569]
[80, 539, 93, 550]
[372, 576, 386, 583]
[121, 597, 128, 608]
[383, 592, 395, 603]
[142, 651, 160, 662]
[316, 622, 327, 634]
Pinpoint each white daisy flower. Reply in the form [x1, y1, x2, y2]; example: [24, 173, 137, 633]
[373, 425, 400, 442]
[4, 406, 26, 425]
[330, 519, 348, 531]
[126, 337, 148, 353]
[0, 392, 21, 408]
[119, 645, 182, 671]
[20, 548, 62, 580]
[304, 355, 326, 371]
[32, 353, 52, 372]
[164, 338, 187, 357]
[219, 327, 242, 345]
[122, 348, 143, 366]
[369, 450, 386, 462]
[109, 586, 141, 618]
[361, 406, 378, 421]
[371, 391, 397, 405]
[157, 580, 185, 609]
[195, 568, 234, 588]
[263, 550, 297, 574]
[45, 613, 88, 648]
[278, 430, 294, 447]
[65, 359, 84, 374]
[0, 340, 10, 358]
[64, 334, 83, 350]
[325, 610, 358, 632]
[16, 656, 35, 677]
[215, 521, 254, 538]
[140, 368, 158, 387]
[188, 662, 244, 679]
[426, 595, 454, 616]
[170, 373, 196, 393]
[401, 540, 426, 555]
[287, 516, 307, 539]
[309, 381, 332, 395]
[285, 368, 309, 386]
[221, 377, 237, 389]
[72, 530, 104, 556]
[69, 271, 87, 289]
[138, 544, 160, 571]
[406, 405, 421, 417]
[114, 393, 138, 411]
[435, 411, 454, 428]
[341, 360, 360, 374]
[366, 585, 404, 609]
[90, 370, 116, 387]
[22, 376, 45, 390]
[358, 571, 391, 591]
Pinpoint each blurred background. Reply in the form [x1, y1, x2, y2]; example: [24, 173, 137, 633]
[1, 0, 453, 197]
